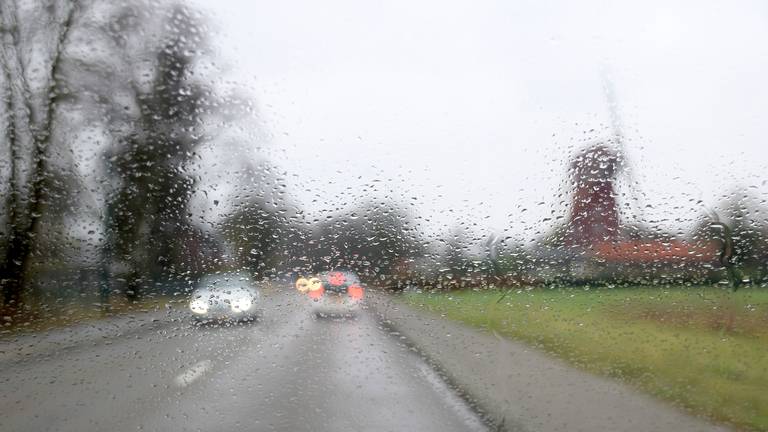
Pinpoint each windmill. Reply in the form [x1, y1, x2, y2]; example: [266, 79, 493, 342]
[562, 67, 644, 246]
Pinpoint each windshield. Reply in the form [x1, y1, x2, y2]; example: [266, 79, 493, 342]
[197, 273, 253, 288]
[1, 1, 766, 431]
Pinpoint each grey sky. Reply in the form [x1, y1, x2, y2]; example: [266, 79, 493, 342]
[195, 0, 768, 242]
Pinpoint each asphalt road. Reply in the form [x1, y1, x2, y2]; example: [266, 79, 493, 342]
[0, 289, 488, 432]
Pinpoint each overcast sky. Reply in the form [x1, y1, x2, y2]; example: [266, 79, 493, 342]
[194, 0, 768, 242]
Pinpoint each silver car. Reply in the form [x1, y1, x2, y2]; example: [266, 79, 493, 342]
[189, 272, 261, 322]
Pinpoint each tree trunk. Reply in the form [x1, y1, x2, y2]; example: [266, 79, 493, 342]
[0, 234, 28, 307]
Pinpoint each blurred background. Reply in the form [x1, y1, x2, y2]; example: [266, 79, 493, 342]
[2, 0, 766, 311]
[2, 1, 768, 430]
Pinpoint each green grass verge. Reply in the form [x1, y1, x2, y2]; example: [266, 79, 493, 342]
[405, 286, 768, 431]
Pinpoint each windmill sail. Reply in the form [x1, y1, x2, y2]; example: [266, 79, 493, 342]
[601, 66, 624, 143]
[600, 65, 645, 227]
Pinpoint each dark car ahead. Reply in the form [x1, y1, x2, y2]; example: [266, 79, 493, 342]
[296, 270, 365, 317]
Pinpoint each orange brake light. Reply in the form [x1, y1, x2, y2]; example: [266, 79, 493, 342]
[347, 285, 364, 300]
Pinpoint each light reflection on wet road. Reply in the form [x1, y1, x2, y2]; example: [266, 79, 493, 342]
[0, 290, 487, 432]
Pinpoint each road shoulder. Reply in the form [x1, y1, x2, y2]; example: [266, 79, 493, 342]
[370, 293, 730, 432]
[0, 309, 175, 366]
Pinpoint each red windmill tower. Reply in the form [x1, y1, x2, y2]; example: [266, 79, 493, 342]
[565, 142, 623, 247]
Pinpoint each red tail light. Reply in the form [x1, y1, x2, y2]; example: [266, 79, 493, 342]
[309, 286, 324, 299]
[347, 285, 364, 300]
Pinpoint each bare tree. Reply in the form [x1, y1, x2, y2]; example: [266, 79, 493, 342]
[1, 0, 276, 309]
[0, 0, 79, 307]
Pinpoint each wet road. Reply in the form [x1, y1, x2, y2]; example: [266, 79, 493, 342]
[0, 290, 487, 432]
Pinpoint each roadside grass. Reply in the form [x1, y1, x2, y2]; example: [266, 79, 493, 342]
[405, 286, 768, 431]
[0, 296, 181, 337]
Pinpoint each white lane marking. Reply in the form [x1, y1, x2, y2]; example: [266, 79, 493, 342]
[174, 360, 213, 388]
[418, 363, 489, 432]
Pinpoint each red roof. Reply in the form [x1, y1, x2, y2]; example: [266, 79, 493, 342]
[593, 239, 717, 263]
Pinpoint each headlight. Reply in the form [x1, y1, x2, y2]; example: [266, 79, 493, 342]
[231, 297, 252, 312]
[190, 299, 209, 314]
[295, 277, 310, 293]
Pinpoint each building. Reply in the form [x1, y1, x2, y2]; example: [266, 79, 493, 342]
[532, 141, 720, 284]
